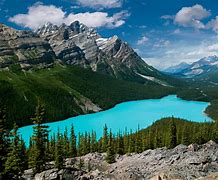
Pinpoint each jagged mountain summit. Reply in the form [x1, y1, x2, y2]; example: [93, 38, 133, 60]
[166, 55, 218, 78]
[36, 21, 171, 86]
[164, 62, 191, 74]
[0, 22, 174, 86]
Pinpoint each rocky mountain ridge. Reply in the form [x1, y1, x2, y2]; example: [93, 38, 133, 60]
[164, 62, 191, 74]
[165, 55, 218, 78]
[0, 23, 55, 70]
[36, 21, 167, 84]
[0, 22, 174, 86]
[23, 140, 218, 180]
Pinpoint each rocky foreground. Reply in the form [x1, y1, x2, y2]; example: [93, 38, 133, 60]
[23, 141, 218, 180]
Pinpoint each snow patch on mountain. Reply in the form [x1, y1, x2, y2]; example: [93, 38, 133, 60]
[166, 55, 218, 77]
[135, 72, 170, 87]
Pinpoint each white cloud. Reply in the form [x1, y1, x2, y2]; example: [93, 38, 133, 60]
[207, 16, 218, 33]
[65, 11, 129, 28]
[161, 15, 174, 20]
[206, 43, 218, 51]
[162, 4, 211, 29]
[138, 35, 218, 69]
[9, 2, 129, 29]
[154, 39, 170, 48]
[77, 0, 122, 9]
[174, 4, 210, 29]
[137, 36, 149, 45]
[173, 29, 181, 34]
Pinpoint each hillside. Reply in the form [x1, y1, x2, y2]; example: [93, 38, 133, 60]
[0, 22, 183, 128]
[0, 64, 174, 128]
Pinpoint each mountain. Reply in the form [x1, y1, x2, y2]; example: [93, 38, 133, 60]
[0, 22, 180, 127]
[164, 62, 190, 74]
[0, 65, 173, 128]
[0, 22, 177, 87]
[169, 56, 218, 78]
[0, 23, 55, 70]
[35, 21, 174, 86]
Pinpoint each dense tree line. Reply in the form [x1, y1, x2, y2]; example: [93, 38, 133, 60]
[0, 103, 217, 179]
[0, 65, 174, 129]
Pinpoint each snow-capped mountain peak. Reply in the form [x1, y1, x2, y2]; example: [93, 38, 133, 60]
[165, 55, 218, 77]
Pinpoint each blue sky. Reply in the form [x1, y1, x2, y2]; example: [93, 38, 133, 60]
[1, 0, 218, 69]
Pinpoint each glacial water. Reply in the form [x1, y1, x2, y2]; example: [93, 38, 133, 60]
[18, 95, 212, 146]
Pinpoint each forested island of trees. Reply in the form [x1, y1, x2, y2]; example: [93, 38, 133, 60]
[0, 102, 217, 179]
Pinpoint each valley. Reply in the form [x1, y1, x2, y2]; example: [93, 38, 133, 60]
[0, 18, 218, 180]
[19, 95, 212, 146]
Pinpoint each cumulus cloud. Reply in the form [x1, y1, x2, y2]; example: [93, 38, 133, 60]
[162, 4, 211, 29]
[77, 0, 122, 9]
[9, 2, 129, 29]
[137, 36, 149, 45]
[207, 17, 218, 33]
[174, 4, 210, 29]
[206, 43, 218, 51]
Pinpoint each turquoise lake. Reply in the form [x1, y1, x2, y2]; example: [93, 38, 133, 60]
[19, 95, 212, 146]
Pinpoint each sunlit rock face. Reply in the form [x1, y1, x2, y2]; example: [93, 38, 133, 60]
[0, 23, 55, 69]
[36, 21, 163, 83]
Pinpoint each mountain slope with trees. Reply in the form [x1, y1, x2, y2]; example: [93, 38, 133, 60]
[0, 63, 174, 128]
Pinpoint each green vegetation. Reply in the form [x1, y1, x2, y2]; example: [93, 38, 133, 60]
[105, 130, 116, 164]
[168, 119, 177, 148]
[28, 102, 49, 173]
[1, 112, 218, 178]
[0, 64, 174, 128]
[177, 81, 218, 120]
[4, 123, 27, 179]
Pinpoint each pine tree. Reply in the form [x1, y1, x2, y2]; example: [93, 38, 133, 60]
[154, 129, 162, 148]
[0, 107, 8, 179]
[77, 133, 82, 156]
[90, 131, 97, 153]
[29, 101, 49, 173]
[46, 134, 56, 161]
[84, 132, 89, 154]
[116, 133, 124, 155]
[123, 129, 129, 153]
[213, 120, 218, 143]
[102, 124, 108, 152]
[87, 133, 91, 154]
[4, 123, 27, 178]
[168, 119, 177, 149]
[135, 130, 142, 153]
[19, 138, 28, 169]
[62, 127, 69, 158]
[55, 134, 64, 169]
[127, 131, 135, 153]
[70, 125, 77, 157]
[147, 129, 154, 149]
[105, 130, 116, 164]
[182, 125, 189, 145]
